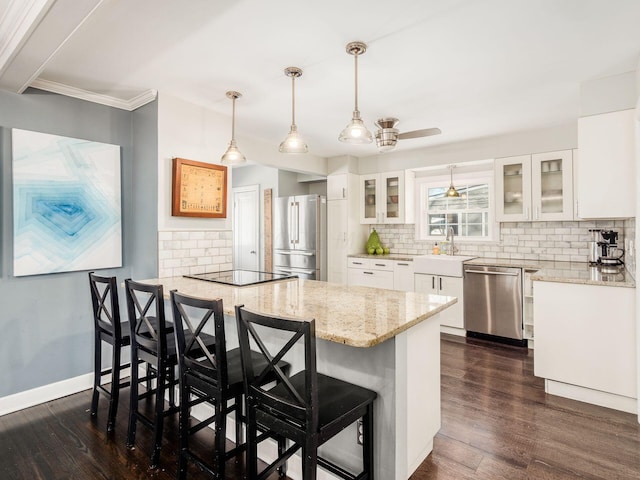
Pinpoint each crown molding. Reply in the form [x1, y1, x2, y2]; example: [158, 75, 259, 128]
[0, 0, 53, 76]
[30, 78, 158, 111]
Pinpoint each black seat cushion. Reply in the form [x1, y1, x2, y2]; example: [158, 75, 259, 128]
[98, 321, 132, 345]
[264, 371, 377, 431]
[186, 347, 290, 396]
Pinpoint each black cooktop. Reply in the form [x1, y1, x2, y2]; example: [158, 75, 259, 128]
[185, 270, 297, 287]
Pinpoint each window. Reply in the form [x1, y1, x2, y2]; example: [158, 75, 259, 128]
[416, 172, 495, 241]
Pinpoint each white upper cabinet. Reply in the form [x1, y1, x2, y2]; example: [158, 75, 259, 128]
[327, 173, 349, 200]
[495, 155, 532, 222]
[577, 109, 636, 219]
[531, 150, 574, 221]
[495, 150, 573, 222]
[359, 170, 415, 224]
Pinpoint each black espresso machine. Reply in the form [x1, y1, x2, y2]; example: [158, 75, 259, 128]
[588, 229, 625, 268]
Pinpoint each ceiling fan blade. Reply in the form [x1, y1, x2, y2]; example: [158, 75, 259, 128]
[397, 127, 441, 140]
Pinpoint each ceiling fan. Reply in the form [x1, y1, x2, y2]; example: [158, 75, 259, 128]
[374, 118, 441, 152]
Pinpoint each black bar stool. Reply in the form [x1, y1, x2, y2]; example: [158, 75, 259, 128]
[235, 305, 377, 480]
[124, 279, 186, 468]
[171, 290, 290, 479]
[88, 272, 131, 432]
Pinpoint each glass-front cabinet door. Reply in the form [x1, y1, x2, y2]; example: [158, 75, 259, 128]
[380, 172, 405, 224]
[359, 171, 410, 224]
[360, 174, 379, 224]
[495, 155, 532, 222]
[531, 150, 573, 221]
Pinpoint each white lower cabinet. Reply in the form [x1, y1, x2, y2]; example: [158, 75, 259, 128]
[534, 281, 637, 413]
[414, 274, 464, 331]
[347, 257, 415, 291]
[393, 261, 415, 292]
[347, 257, 395, 289]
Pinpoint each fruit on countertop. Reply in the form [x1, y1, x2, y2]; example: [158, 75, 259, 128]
[383, 247, 390, 254]
[366, 229, 382, 252]
[365, 228, 389, 255]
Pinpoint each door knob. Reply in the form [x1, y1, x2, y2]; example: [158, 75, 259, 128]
[250, 250, 256, 254]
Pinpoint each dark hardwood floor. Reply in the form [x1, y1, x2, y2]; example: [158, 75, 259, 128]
[413, 335, 640, 480]
[2, 334, 640, 479]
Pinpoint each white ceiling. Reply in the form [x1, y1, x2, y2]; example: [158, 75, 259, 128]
[2, 0, 640, 158]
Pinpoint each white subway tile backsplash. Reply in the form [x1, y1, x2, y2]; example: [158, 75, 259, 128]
[374, 219, 632, 264]
[158, 230, 233, 277]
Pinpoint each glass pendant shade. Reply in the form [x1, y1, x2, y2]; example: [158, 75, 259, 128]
[279, 125, 308, 153]
[339, 42, 372, 144]
[221, 91, 246, 165]
[339, 111, 373, 144]
[280, 67, 308, 154]
[221, 139, 246, 164]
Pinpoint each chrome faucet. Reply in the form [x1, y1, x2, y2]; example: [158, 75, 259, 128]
[446, 226, 455, 255]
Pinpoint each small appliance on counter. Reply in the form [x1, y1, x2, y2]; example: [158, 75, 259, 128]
[588, 229, 624, 271]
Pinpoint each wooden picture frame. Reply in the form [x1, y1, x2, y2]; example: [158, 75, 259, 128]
[172, 157, 227, 218]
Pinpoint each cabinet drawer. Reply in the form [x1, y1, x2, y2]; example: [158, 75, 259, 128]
[347, 257, 394, 271]
[347, 268, 394, 289]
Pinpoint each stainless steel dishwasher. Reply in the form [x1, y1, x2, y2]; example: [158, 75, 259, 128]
[463, 265, 524, 343]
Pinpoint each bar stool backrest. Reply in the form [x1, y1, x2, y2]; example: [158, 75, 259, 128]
[89, 272, 122, 339]
[124, 279, 168, 358]
[235, 306, 318, 430]
[170, 290, 228, 389]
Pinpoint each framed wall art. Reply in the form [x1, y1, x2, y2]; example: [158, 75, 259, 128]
[172, 157, 227, 218]
[12, 128, 122, 276]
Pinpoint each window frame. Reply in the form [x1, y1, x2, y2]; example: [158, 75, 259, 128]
[415, 171, 497, 242]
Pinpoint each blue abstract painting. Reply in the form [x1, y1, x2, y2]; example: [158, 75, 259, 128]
[12, 129, 122, 276]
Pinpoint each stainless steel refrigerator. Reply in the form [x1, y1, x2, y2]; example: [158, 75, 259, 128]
[273, 194, 326, 281]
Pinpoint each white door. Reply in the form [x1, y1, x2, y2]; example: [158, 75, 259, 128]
[233, 185, 259, 271]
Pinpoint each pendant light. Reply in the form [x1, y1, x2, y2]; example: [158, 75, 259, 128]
[446, 165, 460, 198]
[279, 67, 308, 154]
[339, 41, 373, 144]
[221, 91, 246, 165]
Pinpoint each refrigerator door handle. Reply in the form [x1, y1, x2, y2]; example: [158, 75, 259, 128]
[289, 202, 294, 245]
[275, 250, 314, 256]
[277, 267, 315, 275]
[295, 202, 300, 244]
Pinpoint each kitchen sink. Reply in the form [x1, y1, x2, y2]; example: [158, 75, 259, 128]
[413, 254, 477, 277]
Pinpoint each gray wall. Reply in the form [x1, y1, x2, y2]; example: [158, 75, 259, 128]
[0, 88, 158, 397]
[131, 100, 159, 278]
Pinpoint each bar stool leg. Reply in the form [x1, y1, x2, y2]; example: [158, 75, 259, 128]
[302, 438, 318, 480]
[126, 359, 139, 449]
[277, 436, 287, 478]
[363, 405, 375, 480]
[107, 345, 122, 432]
[91, 334, 101, 417]
[177, 381, 190, 480]
[214, 397, 226, 476]
[150, 360, 167, 468]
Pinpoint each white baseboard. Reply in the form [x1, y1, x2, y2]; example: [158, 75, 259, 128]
[440, 325, 466, 336]
[0, 366, 132, 418]
[545, 379, 637, 414]
[0, 373, 93, 417]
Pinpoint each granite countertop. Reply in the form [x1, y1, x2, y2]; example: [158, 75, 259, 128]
[349, 253, 417, 261]
[348, 253, 635, 288]
[465, 257, 635, 288]
[138, 276, 457, 348]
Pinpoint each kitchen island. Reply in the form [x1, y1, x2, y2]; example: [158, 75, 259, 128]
[138, 276, 456, 479]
